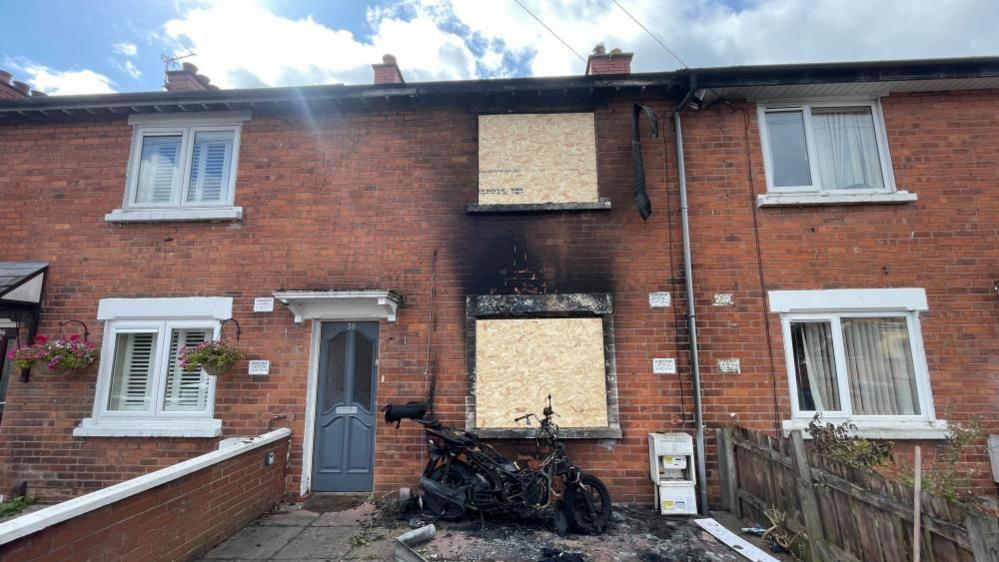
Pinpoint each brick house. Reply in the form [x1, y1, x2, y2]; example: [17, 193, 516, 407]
[0, 52, 996, 508]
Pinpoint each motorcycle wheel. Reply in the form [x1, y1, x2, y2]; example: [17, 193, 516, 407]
[422, 463, 472, 521]
[563, 473, 612, 535]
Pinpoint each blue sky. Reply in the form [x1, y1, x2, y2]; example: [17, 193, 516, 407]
[2, 0, 998, 95]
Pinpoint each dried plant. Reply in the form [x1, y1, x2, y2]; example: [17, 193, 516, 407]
[806, 413, 894, 470]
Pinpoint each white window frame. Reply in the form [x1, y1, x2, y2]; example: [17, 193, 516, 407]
[106, 112, 249, 223]
[757, 98, 898, 195]
[74, 297, 232, 438]
[769, 288, 947, 439]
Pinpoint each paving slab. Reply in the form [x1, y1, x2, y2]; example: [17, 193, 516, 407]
[270, 526, 356, 560]
[202, 524, 306, 560]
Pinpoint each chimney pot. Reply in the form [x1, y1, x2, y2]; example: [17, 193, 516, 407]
[30, 90, 47, 97]
[182, 62, 199, 73]
[372, 54, 405, 85]
[196, 74, 211, 85]
[12, 81, 30, 95]
[0, 69, 11, 85]
[585, 46, 633, 76]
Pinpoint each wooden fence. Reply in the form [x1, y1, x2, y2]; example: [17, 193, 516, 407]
[716, 426, 999, 562]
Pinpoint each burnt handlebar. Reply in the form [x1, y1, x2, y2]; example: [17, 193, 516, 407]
[383, 402, 428, 425]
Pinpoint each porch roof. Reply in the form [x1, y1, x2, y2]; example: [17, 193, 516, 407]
[0, 261, 47, 306]
[272, 290, 402, 324]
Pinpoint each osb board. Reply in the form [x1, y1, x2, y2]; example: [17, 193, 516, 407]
[478, 113, 599, 205]
[475, 318, 608, 428]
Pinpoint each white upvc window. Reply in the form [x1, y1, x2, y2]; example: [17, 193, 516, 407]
[75, 297, 232, 438]
[770, 289, 946, 439]
[758, 100, 899, 195]
[106, 112, 249, 223]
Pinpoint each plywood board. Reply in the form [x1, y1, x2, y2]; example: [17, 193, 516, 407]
[478, 113, 599, 205]
[474, 318, 608, 428]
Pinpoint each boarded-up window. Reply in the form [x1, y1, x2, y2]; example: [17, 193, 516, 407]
[478, 113, 599, 205]
[474, 317, 608, 429]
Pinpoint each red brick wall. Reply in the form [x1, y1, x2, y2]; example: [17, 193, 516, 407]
[0, 433, 289, 562]
[680, 92, 999, 495]
[0, 88, 996, 508]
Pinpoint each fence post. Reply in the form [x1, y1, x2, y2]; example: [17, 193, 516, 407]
[790, 430, 830, 562]
[716, 428, 739, 516]
[967, 510, 999, 562]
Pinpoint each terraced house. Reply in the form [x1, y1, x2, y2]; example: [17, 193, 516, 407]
[0, 52, 997, 512]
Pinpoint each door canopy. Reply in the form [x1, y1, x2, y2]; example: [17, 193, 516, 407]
[272, 290, 402, 323]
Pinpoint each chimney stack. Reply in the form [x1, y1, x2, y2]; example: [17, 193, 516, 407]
[165, 62, 217, 92]
[0, 69, 31, 98]
[372, 54, 405, 85]
[585, 45, 633, 76]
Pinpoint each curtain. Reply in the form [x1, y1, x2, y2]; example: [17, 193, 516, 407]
[812, 107, 884, 190]
[842, 318, 919, 415]
[793, 322, 840, 411]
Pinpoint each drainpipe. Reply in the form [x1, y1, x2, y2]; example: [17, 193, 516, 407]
[673, 110, 708, 515]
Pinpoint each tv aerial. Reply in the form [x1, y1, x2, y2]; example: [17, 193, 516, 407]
[160, 52, 197, 72]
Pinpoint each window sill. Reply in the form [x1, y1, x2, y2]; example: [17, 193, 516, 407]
[104, 207, 243, 223]
[469, 426, 622, 439]
[782, 418, 949, 440]
[73, 417, 222, 438]
[757, 191, 917, 207]
[466, 199, 612, 214]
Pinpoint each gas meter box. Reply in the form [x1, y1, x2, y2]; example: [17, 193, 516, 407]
[648, 433, 697, 515]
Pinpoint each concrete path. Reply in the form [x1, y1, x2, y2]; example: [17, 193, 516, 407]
[200, 503, 402, 561]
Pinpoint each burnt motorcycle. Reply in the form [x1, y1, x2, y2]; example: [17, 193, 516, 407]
[383, 396, 612, 535]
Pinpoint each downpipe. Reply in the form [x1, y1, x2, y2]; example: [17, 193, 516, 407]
[673, 111, 709, 515]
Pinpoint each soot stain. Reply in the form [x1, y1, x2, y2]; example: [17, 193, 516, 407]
[457, 213, 616, 297]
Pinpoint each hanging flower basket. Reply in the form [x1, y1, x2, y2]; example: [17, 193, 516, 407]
[179, 340, 245, 377]
[7, 335, 97, 375]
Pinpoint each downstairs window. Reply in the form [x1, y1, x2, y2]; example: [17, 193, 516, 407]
[769, 288, 946, 439]
[75, 297, 232, 438]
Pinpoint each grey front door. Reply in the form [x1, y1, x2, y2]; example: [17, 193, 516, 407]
[312, 321, 379, 492]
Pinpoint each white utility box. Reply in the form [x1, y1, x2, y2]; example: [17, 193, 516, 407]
[649, 433, 697, 515]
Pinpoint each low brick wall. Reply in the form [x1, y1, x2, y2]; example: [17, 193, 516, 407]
[0, 428, 291, 562]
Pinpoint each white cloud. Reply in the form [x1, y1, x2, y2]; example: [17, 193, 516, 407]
[113, 42, 138, 57]
[26, 66, 116, 95]
[122, 60, 143, 80]
[161, 0, 476, 88]
[158, 0, 999, 88]
[1, 58, 117, 95]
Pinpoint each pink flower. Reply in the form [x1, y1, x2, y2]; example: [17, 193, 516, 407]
[33, 335, 47, 344]
[69, 334, 80, 342]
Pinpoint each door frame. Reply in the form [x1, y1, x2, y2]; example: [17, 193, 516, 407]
[300, 319, 381, 495]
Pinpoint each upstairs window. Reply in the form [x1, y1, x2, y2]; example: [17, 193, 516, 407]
[108, 112, 249, 223]
[759, 101, 895, 194]
[130, 126, 238, 207]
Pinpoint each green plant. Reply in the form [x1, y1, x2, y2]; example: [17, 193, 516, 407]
[899, 414, 984, 501]
[178, 340, 244, 376]
[0, 495, 36, 518]
[806, 413, 894, 469]
[6, 335, 97, 374]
